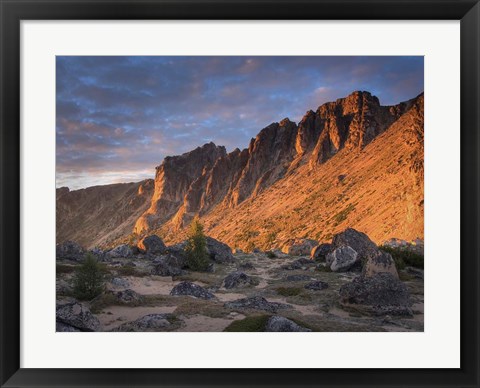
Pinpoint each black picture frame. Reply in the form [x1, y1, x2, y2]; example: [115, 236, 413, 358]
[1, 1, 479, 387]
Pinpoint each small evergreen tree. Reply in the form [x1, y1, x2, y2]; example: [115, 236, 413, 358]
[72, 253, 106, 300]
[185, 218, 210, 271]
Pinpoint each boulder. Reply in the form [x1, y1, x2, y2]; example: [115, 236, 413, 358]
[264, 316, 311, 332]
[331, 228, 378, 260]
[56, 301, 101, 331]
[311, 243, 332, 261]
[56, 241, 85, 261]
[110, 277, 130, 289]
[339, 273, 412, 316]
[327, 246, 359, 272]
[223, 271, 254, 289]
[137, 235, 167, 255]
[111, 313, 178, 332]
[281, 238, 318, 256]
[167, 241, 188, 261]
[285, 274, 312, 282]
[363, 250, 398, 279]
[224, 296, 291, 313]
[151, 255, 185, 276]
[206, 237, 235, 263]
[304, 280, 329, 291]
[106, 244, 133, 259]
[109, 289, 144, 305]
[170, 281, 215, 300]
[56, 279, 73, 295]
[89, 247, 106, 261]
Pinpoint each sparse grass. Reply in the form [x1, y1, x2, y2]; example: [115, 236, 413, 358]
[316, 265, 332, 273]
[224, 314, 271, 332]
[379, 246, 424, 269]
[333, 203, 355, 224]
[56, 263, 77, 274]
[115, 266, 139, 277]
[275, 287, 303, 297]
[174, 298, 230, 318]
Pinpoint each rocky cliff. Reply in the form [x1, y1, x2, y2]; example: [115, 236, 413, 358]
[57, 90, 424, 249]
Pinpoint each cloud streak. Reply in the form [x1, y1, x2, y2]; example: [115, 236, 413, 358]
[56, 56, 424, 189]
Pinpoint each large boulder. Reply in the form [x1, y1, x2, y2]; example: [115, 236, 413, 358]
[339, 273, 412, 316]
[327, 246, 359, 272]
[106, 244, 133, 259]
[264, 316, 311, 332]
[167, 241, 188, 261]
[223, 271, 255, 289]
[206, 237, 235, 263]
[310, 243, 332, 261]
[56, 241, 85, 261]
[224, 296, 291, 313]
[56, 301, 101, 331]
[111, 313, 179, 332]
[363, 250, 398, 279]
[170, 281, 215, 300]
[137, 235, 167, 256]
[108, 289, 145, 305]
[281, 238, 318, 256]
[331, 228, 378, 260]
[151, 254, 185, 277]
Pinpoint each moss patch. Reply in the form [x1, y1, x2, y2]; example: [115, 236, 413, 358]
[224, 314, 271, 332]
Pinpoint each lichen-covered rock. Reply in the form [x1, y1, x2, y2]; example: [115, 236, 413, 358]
[223, 271, 254, 289]
[339, 273, 412, 316]
[56, 301, 101, 331]
[56, 241, 85, 261]
[331, 228, 378, 260]
[111, 314, 179, 332]
[264, 316, 311, 332]
[363, 250, 398, 279]
[106, 244, 133, 259]
[170, 281, 215, 300]
[304, 280, 329, 291]
[327, 246, 359, 272]
[206, 237, 235, 263]
[310, 243, 332, 261]
[224, 296, 291, 313]
[110, 277, 130, 289]
[137, 235, 167, 255]
[281, 238, 318, 256]
[151, 255, 184, 277]
[109, 289, 145, 305]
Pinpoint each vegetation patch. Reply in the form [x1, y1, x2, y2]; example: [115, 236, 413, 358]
[224, 314, 271, 332]
[379, 246, 424, 269]
[333, 203, 356, 224]
[174, 298, 230, 319]
[275, 287, 303, 297]
[56, 263, 77, 274]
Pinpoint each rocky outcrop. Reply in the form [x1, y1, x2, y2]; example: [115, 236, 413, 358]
[56, 241, 85, 261]
[111, 313, 179, 332]
[206, 237, 234, 263]
[170, 281, 216, 300]
[311, 243, 332, 261]
[331, 228, 379, 261]
[56, 301, 101, 331]
[339, 273, 412, 316]
[264, 316, 311, 332]
[223, 271, 255, 289]
[106, 244, 133, 259]
[362, 250, 398, 279]
[225, 296, 291, 313]
[327, 246, 359, 272]
[137, 235, 167, 256]
[107, 289, 145, 305]
[281, 238, 318, 256]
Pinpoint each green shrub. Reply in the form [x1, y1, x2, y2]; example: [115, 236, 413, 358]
[72, 253, 106, 300]
[224, 315, 271, 332]
[266, 250, 277, 259]
[379, 246, 424, 269]
[184, 218, 210, 271]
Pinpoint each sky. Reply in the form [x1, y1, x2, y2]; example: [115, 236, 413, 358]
[56, 56, 424, 190]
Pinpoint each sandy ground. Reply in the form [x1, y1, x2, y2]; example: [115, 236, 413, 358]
[177, 313, 246, 332]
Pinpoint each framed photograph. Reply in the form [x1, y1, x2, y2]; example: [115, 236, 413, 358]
[1, 0, 479, 387]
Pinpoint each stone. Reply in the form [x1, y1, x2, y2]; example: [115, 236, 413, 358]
[206, 237, 235, 263]
[264, 316, 312, 332]
[110, 277, 130, 288]
[137, 235, 167, 255]
[89, 247, 106, 261]
[281, 238, 318, 256]
[56, 241, 85, 261]
[111, 314, 177, 332]
[304, 280, 329, 291]
[327, 246, 359, 272]
[285, 274, 312, 282]
[331, 228, 378, 261]
[310, 243, 332, 261]
[223, 271, 254, 289]
[224, 296, 291, 313]
[106, 244, 133, 259]
[109, 289, 144, 305]
[56, 279, 73, 295]
[339, 273, 412, 316]
[363, 250, 398, 279]
[170, 281, 215, 300]
[56, 301, 101, 331]
[151, 255, 184, 277]
[238, 262, 255, 271]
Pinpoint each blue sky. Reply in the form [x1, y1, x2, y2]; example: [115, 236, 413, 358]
[56, 56, 424, 190]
